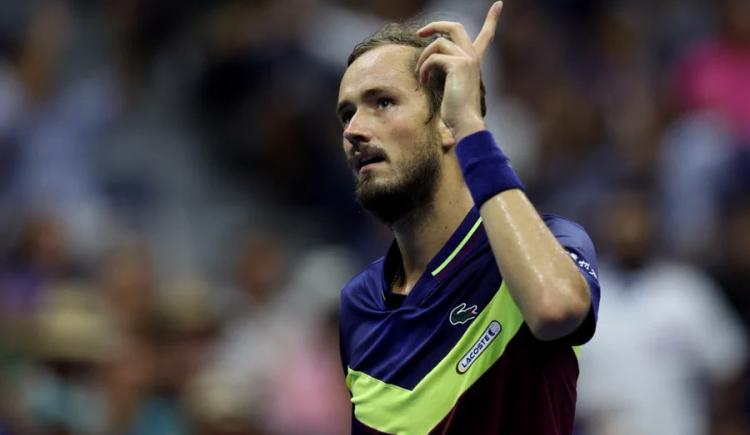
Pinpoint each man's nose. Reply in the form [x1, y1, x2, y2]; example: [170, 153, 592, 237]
[344, 113, 372, 148]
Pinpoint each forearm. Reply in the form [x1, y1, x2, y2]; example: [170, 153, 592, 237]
[479, 190, 590, 340]
[456, 130, 590, 340]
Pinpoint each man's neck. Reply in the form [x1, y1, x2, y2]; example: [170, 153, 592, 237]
[391, 170, 473, 295]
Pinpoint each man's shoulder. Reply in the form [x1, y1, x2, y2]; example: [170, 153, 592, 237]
[541, 213, 589, 236]
[541, 213, 596, 257]
[340, 256, 385, 306]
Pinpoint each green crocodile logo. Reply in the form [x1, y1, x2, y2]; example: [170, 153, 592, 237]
[449, 302, 478, 325]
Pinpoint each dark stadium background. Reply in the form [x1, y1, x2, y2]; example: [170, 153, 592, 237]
[0, 0, 748, 434]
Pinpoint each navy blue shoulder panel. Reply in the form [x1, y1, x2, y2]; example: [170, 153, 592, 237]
[542, 213, 601, 344]
[339, 257, 386, 370]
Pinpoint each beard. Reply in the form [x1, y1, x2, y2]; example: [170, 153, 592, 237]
[354, 132, 442, 226]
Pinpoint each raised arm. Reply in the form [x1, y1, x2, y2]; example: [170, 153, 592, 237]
[415, 2, 591, 341]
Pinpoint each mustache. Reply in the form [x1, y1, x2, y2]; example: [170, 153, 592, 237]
[347, 144, 389, 169]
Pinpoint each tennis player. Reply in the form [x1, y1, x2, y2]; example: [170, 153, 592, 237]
[336, 2, 600, 434]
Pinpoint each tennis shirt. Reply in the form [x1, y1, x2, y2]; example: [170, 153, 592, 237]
[339, 207, 600, 434]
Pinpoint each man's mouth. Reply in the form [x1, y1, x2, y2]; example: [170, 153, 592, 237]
[352, 149, 387, 172]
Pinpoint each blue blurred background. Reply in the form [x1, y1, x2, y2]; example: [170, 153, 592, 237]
[0, 0, 749, 434]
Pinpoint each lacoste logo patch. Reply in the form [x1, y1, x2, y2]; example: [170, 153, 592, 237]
[449, 302, 479, 325]
[456, 321, 502, 374]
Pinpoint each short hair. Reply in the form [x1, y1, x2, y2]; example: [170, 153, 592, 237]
[347, 22, 487, 122]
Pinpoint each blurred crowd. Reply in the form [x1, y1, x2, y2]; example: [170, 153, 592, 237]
[0, 0, 748, 434]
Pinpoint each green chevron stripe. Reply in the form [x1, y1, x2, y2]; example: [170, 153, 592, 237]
[346, 282, 524, 434]
[431, 217, 483, 276]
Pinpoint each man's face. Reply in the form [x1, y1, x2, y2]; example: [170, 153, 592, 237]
[337, 44, 443, 224]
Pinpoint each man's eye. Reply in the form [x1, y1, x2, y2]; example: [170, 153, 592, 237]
[377, 98, 394, 108]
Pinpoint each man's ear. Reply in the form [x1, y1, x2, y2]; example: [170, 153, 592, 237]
[437, 118, 456, 151]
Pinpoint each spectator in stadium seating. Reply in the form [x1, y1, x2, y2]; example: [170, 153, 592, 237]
[576, 187, 748, 435]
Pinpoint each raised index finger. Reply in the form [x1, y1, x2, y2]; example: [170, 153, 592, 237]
[473, 1, 503, 57]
